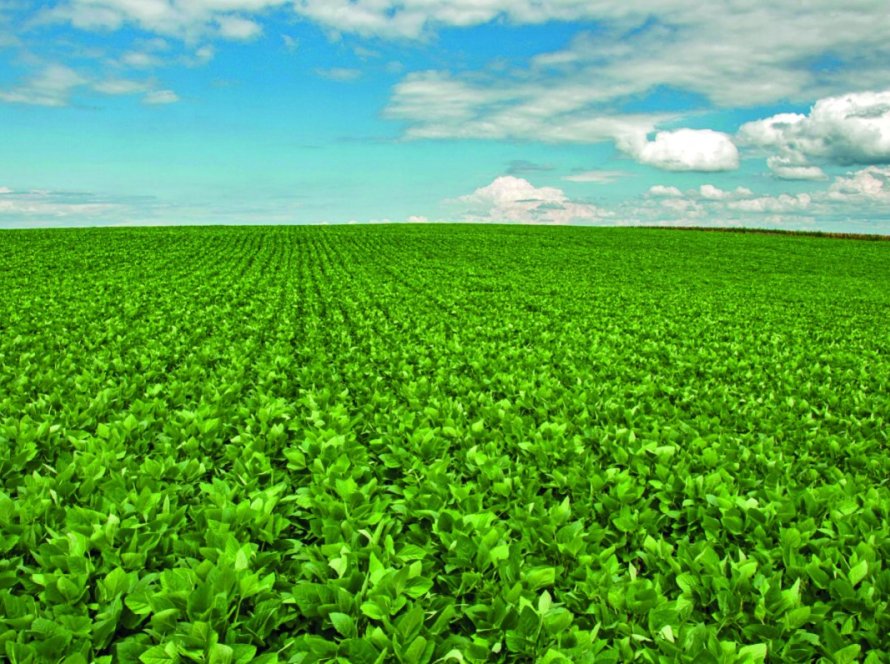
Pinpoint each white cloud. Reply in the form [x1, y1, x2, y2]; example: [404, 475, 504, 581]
[766, 156, 827, 181]
[192, 45, 215, 65]
[386, 70, 664, 143]
[121, 50, 161, 68]
[740, 91, 890, 170]
[46, 0, 287, 40]
[659, 197, 705, 217]
[698, 184, 752, 200]
[562, 170, 627, 183]
[699, 184, 727, 200]
[377, 5, 890, 156]
[458, 175, 608, 224]
[648, 185, 683, 197]
[217, 15, 262, 40]
[92, 78, 150, 95]
[728, 193, 812, 214]
[143, 89, 179, 105]
[407, 215, 429, 223]
[38, 2, 890, 110]
[0, 187, 121, 219]
[625, 129, 739, 172]
[827, 166, 890, 204]
[634, 165, 890, 230]
[0, 64, 86, 107]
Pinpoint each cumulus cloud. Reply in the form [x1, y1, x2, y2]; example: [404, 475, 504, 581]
[216, 15, 263, 40]
[633, 166, 890, 230]
[826, 166, 890, 204]
[623, 129, 739, 172]
[728, 193, 812, 214]
[766, 157, 827, 181]
[698, 184, 752, 200]
[658, 197, 705, 218]
[458, 175, 608, 224]
[647, 185, 683, 197]
[739, 91, 890, 173]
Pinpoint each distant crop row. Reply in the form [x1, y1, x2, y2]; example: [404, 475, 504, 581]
[1, 225, 888, 663]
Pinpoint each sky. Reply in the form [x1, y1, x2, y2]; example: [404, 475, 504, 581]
[2, 1, 890, 232]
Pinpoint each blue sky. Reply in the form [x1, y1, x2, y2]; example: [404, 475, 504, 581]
[2, 1, 890, 232]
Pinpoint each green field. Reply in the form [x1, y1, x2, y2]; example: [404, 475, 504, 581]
[1, 225, 889, 663]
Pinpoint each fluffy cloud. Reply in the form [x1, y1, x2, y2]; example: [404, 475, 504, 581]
[739, 91, 890, 171]
[624, 129, 739, 172]
[826, 166, 890, 204]
[766, 157, 827, 181]
[216, 15, 263, 40]
[698, 184, 752, 200]
[728, 193, 812, 214]
[458, 175, 608, 224]
[634, 166, 890, 230]
[648, 185, 683, 197]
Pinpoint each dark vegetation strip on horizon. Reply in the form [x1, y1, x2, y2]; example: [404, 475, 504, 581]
[639, 225, 890, 241]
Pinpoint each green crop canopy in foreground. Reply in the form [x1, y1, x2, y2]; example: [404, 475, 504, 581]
[0, 225, 888, 663]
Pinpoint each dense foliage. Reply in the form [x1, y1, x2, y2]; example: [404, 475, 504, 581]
[1, 225, 888, 663]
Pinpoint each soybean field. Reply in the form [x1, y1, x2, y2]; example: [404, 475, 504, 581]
[1, 224, 889, 663]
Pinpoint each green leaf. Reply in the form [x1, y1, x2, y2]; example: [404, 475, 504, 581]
[737, 643, 767, 663]
[524, 567, 556, 590]
[341, 639, 380, 664]
[330, 612, 356, 638]
[208, 644, 234, 664]
[361, 601, 386, 621]
[405, 577, 434, 599]
[848, 560, 868, 587]
[139, 644, 178, 664]
[832, 644, 861, 664]
[401, 636, 429, 664]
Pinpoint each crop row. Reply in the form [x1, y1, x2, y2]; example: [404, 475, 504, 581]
[0, 225, 888, 663]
